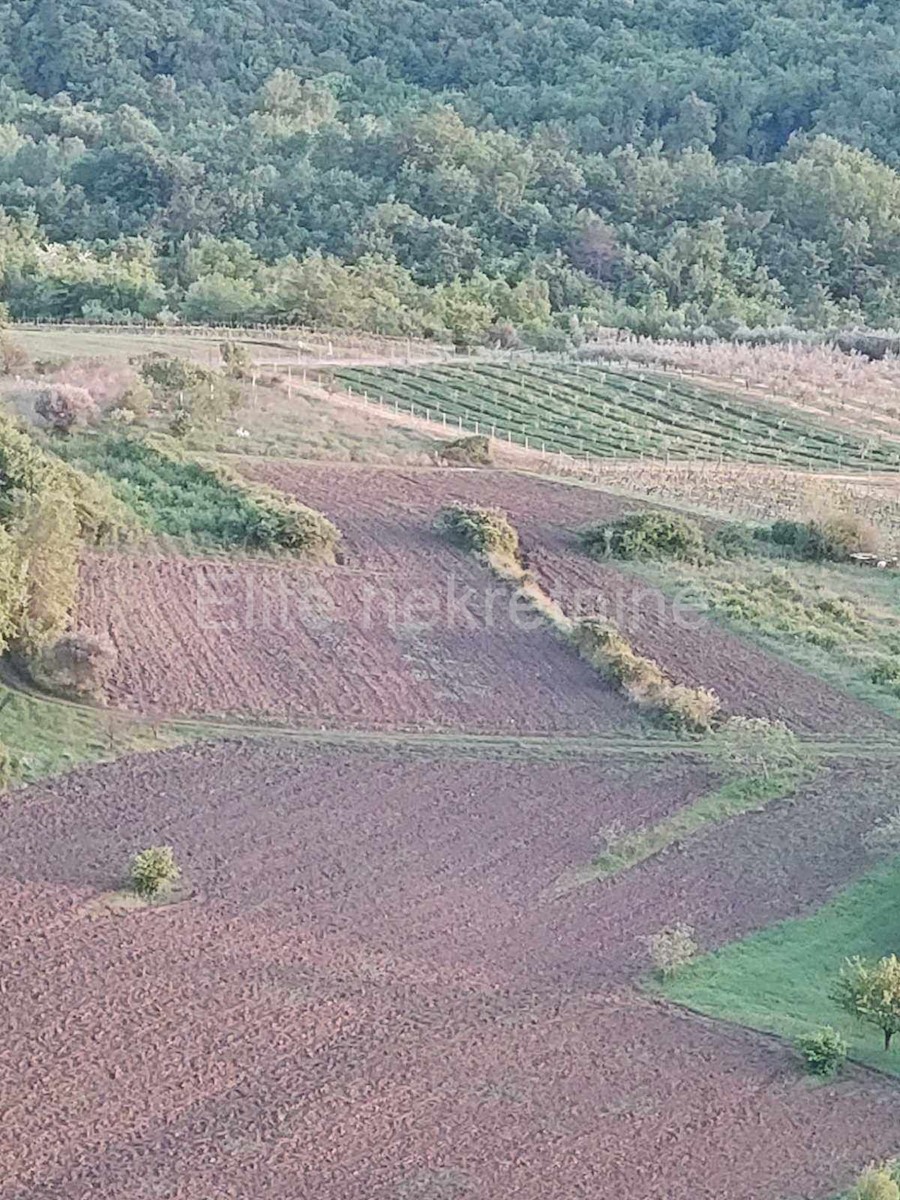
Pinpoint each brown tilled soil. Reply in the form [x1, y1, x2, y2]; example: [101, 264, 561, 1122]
[2, 740, 898, 1200]
[77, 547, 642, 732]
[235, 462, 886, 733]
[77, 466, 644, 730]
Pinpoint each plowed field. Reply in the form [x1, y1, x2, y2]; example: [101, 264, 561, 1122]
[238, 463, 885, 733]
[2, 740, 897, 1200]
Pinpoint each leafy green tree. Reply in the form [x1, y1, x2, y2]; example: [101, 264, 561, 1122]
[833, 956, 900, 1051]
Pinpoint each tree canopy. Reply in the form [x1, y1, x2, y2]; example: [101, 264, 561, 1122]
[1, 1, 900, 338]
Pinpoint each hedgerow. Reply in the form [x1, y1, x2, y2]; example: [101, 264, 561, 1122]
[572, 617, 721, 731]
[438, 505, 720, 732]
[765, 514, 879, 561]
[54, 432, 342, 560]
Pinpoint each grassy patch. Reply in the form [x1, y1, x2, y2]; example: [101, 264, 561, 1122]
[51, 432, 340, 557]
[556, 768, 804, 891]
[626, 555, 900, 720]
[660, 856, 900, 1075]
[0, 686, 184, 786]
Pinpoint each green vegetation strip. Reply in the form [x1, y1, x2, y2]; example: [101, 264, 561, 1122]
[51, 433, 340, 556]
[0, 685, 186, 786]
[660, 857, 900, 1077]
[555, 768, 805, 892]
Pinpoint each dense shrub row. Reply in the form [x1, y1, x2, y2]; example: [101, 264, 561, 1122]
[54, 433, 341, 560]
[581, 508, 882, 566]
[572, 617, 721, 732]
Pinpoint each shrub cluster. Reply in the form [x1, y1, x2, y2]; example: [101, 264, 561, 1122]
[437, 502, 521, 564]
[29, 631, 117, 701]
[129, 845, 180, 899]
[580, 511, 706, 561]
[847, 1163, 900, 1200]
[573, 617, 721, 731]
[138, 353, 241, 431]
[796, 1026, 847, 1077]
[34, 384, 98, 434]
[766, 514, 879, 561]
[55, 433, 342, 560]
[645, 923, 699, 979]
[438, 434, 493, 467]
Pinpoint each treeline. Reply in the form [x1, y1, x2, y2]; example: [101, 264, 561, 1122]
[1, 2, 900, 340]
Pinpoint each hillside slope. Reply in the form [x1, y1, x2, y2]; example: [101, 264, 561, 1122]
[1, 1, 900, 336]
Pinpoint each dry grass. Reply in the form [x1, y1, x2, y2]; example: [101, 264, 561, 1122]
[521, 457, 900, 552]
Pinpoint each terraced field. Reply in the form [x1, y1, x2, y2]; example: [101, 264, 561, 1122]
[334, 362, 900, 470]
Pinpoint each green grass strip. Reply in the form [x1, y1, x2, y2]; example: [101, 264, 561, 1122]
[659, 855, 900, 1077]
[556, 767, 807, 892]
[0, 685, 187, 787]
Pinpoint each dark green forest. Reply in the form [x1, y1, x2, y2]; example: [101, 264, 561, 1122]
[2, 0, 900, 342]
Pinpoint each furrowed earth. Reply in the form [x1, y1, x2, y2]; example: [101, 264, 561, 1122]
[77, 464, 887, 734]
[8, 358, 900, 1200]
[3, 741, 899, 1200]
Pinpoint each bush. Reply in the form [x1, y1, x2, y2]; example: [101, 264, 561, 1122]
[117, 381, 153, 418]
[796, 1026, 847, 1076]
[849, 1166, 900, 1200]
[767, 515, 880, 562]
[437, 502, 520, 563]
[659, 683, 722, 732]
[711, 523, 757, 558]
[706, 716, 804, 780]
[581, 511, 705, 561]
[34, 384, 98, 434]
[0, 332, 28, 375]
[870, 660, 900, 687]
[129, 845, 180, 899]
[862, 807, 900, 856]
[0, 741, 13, 789]
[0, 413, 133, 543]
[573, 617, 721, 731]
[438, 434, 493, 466]
[139, 354, 241, 425]
[29, 631, 117, 700]
[9, 489, 80, 655]
[220, 340, 252, 378]
[646, 922, 698, 978]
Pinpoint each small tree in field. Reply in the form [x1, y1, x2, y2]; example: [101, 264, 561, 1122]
[849, 1165, 900, 1200]
[645, 922, 698, 979]
[796, 1026, 847, 1076]
[832, 955, 900, 1051]
[129, 845, 180, 899]
[34, 384, 98, 434]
